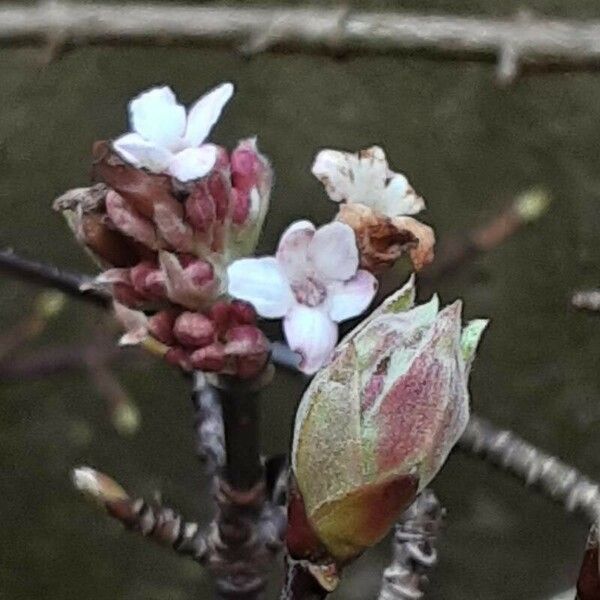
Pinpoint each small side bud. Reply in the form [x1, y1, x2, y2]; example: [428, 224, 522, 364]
[72, 466, 129, 505]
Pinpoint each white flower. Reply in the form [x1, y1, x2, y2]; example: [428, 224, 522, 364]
[311, 146, 425, 217]
[227, 220, 378, 374]
[113, 82, 234, 182]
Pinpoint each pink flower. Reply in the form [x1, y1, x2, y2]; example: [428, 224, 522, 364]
[227, 220, 378, 374]
[113, 83, 234, 182]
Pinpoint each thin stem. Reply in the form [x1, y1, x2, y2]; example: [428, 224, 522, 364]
[458, 414, 600, 525]
[421, 188, 550, 285]
[0, 249, 108, 307]
[72, 466, 208, 561]
[219, 379, 263, 491]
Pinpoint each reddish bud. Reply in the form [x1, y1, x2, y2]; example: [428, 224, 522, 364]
[190, 343, 226, 372]
[92, 140, 176, 219]
[112, 282, 147, 308]
[173, 312, 215, 347]
[148, 310, 178, 345]
[231, 145, 262, 195]
[184, 259, 214, 287]
[185, 184, 216, 233]
[165, 347, 192, 371]
[129, 262, 166, 300]
[225, 325, 269, 379]
[208, 301, 233, 336]
[105, 190, 159, 250]
[229, 300, 257, 326]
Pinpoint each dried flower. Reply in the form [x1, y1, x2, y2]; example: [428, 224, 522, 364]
[287, 276, 487, 566]
[113, 83, 234, 182]
[312, 146, 435, 272]
[227, 220, 378, 374]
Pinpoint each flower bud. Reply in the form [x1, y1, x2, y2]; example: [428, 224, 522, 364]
[173, 311, 215, 347]
[228, 138, 272, 259]
[129, 261, 167, 301]
[165, 347, 193, 371]
[53, 184, 152, 268]
[92, 141, 176, 219]
[288, 277, 487, 564]
[190, 342, 226, 372]
[147, 310, 178, 345]
[105, 190, 159, 250]
[159, 251, 219, 310]
[224, 324, 270, 379]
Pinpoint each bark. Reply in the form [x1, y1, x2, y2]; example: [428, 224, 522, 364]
[459, 415, 600, 524]
[5, 3, 600, 81]
[378, 490, 444, 600]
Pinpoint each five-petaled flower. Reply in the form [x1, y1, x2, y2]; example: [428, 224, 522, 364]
[113, 82, 234, 182]
[227, 220, 378, 374]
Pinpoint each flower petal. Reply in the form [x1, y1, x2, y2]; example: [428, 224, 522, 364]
[284, 305, 338, 375]
[276, 220, 316, 282]
[375, 173, 425, 217]
[308, 221, 358, 282]
[112, 301, 149, 346]
[158, 251, 217, 310]
[129, 86, 186, 149]
[392, 216, 436, 271]
[113, 133, 173, 173]
[328, 270, 378, 322]
[185, 82, 234, 146]
[311, 147, 387, 204]
[313, 146, 426, 218]
[168, 145, 218, 182]
[227, 257, 294, 319]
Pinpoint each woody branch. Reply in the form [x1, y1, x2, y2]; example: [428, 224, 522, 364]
[6, 3, 600, 82]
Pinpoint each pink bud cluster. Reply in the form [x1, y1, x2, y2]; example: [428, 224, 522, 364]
[55, 137, 272, 379]
[148, 300, 269, 379]
[88, 138, 271, 312]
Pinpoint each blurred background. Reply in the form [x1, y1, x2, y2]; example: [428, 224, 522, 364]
[1, 0, 600, 598]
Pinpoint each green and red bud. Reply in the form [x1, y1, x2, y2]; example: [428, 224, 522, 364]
[288, 276, 487, 566]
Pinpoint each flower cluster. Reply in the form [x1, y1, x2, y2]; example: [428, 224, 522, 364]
[227, 145, 435, 374]
[57, 82, 438, 378]
[55, 83, 272, 379]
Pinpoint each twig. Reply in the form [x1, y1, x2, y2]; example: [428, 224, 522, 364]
[458, 415, 600, 525]
[207, 368, 285, 600]
[0, 341, 131, 380]
[192, 372, 225, 477]
[421, 188, 550, 285]
[378, 490, 444, 600]
[0, 249, 108, 307]
[7, 3, 600, 79]
[72, 466, 208, 561]
[572, 290, 600, 313]
[86, 356, 141, 436]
